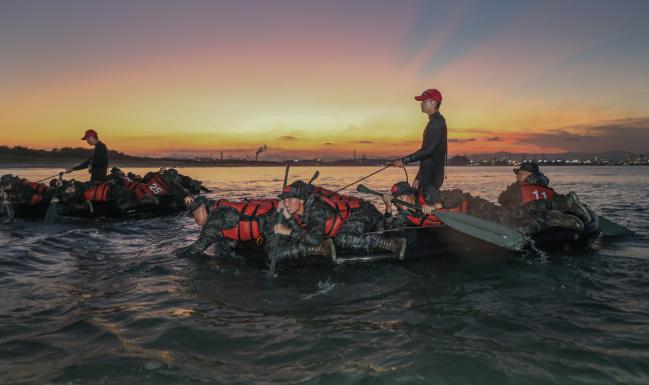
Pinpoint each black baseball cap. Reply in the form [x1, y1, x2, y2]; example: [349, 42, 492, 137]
[513, 162, 540, 174]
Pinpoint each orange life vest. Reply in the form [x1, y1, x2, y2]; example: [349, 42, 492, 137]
[519, 181, 555, 203]
[83, 182, 111, 202]
[214, 199, 276, 241]
[405, 192, 469, 227]
[21, 179, 48, 205]
[292, 195, 361, 238]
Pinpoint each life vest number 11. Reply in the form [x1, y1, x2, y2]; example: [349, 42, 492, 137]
[532, 190, 548, 200]
[149, 183, 163, 194]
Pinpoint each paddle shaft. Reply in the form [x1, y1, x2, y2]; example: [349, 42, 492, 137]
[268, 164, 290, 276]
[307, 170, 320, 185]
[335, 165, 391, 193]
[36, 172, 65, 183]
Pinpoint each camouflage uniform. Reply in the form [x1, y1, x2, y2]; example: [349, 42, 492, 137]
[177, 201, 272, 258]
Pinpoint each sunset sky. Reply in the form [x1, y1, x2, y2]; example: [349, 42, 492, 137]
[1, 0, 648, 159]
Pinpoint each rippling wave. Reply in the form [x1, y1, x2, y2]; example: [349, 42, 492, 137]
[1, 166, 648, 384]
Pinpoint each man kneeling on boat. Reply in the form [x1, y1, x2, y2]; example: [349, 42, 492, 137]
[382, 174, 587, 235]
[499, 162, 591, 223]
[270, 181, 407, 261]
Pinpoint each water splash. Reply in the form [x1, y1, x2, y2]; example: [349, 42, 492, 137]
[301, 277, 336, 300]
[519, 236, 549, 264]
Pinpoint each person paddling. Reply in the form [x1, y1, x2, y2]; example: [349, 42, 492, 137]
[66, 129, 109, 182]
[392, 89, 447, 190]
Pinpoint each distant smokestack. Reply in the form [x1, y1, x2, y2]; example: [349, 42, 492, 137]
[255, 145, 267, 161]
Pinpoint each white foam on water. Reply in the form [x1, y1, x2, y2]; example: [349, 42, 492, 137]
[301, 277, 336, 300]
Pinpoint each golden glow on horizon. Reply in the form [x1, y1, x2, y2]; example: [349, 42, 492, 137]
[1, 2, 647, 157]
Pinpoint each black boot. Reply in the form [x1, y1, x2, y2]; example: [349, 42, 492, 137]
[374, 237, 407, 260]
[547, 210, 584, 231]
[305, 238, 337, 263]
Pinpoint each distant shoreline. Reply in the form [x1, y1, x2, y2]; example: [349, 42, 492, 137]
[1, 146, 647, 168]
[2, 162, 646, 170]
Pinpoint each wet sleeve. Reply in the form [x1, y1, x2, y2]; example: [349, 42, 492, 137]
[498, 183, 521, 207]
[71, 157, 91, 171]
[288, 206, 326, 246]
[384, 211, 411, 229]
[403, 120, 443, 163]
[185, 209, 239, 253]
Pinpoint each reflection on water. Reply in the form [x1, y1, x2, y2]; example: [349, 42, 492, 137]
[1, 166, 648, 385]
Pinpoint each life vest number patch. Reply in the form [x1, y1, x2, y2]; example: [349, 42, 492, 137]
[531, 190, 548, 200]
[148, 183, 163, 194]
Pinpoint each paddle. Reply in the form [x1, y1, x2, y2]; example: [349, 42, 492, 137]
[268, 164, 290, 276]
[35, 171, 66, 184]
[356, 184, 526, 251]
[597, 215, 635, 237]
[44, 173, 64, 224]
[335, 164, 390, 193]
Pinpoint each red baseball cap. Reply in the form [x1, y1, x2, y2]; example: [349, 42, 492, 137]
[81, 129, 98, 140]
[414, 89, 442, 102]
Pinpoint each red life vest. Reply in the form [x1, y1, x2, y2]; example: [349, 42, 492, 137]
[214, 200, 276, 241]
[310, 186, 362, 205]
[145, 174, 170, 196]
[21, 179, 47, 193]
[21, 179, 48, 205]
[405, 192, 469, 227]
[30, 194, 44, 205]
[83, 182, 111, 202]
[124, 179, 154, 201]
[292, 195, 361, 238]
[519, 181, 555, 203]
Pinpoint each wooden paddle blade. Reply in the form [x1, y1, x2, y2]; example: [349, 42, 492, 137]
[598, 215, 635, 237]
[434, 211, 526, 251]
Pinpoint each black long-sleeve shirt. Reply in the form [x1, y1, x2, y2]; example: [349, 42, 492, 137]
[402, 112, 447, 189]
[72, 141, 109, 181]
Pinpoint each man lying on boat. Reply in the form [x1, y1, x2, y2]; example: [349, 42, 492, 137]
[381, 162, 590, 234]
[268, 181, 407, 261]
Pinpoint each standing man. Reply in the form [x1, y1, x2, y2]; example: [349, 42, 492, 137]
[67, 129, 109, 182]
[392, 89, 447, 189]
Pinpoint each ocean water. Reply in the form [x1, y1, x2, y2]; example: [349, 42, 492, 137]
[1, 166, 648, 385]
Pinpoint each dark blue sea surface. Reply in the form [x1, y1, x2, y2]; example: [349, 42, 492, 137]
[1, 166, 648, 385]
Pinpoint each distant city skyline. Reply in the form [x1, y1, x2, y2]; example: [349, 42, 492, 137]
[1, 1, 648, 157]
